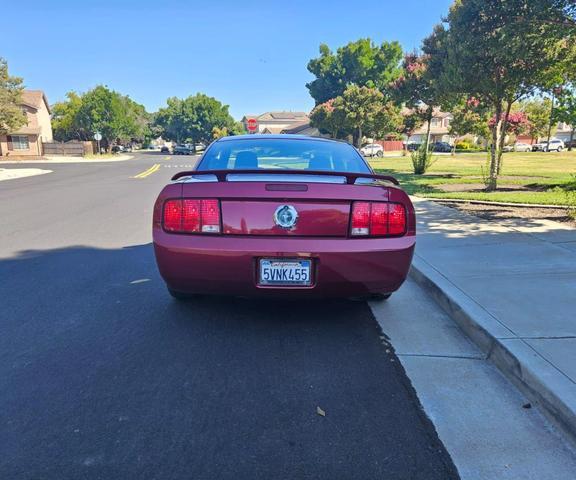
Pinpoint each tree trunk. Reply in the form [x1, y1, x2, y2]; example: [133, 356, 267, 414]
[497, 101, 513, 175]
[569, 128, 575, 151]
[487, 101, 503, 192]
[424, 107, 433, 152]
[357, 126, 363, 148]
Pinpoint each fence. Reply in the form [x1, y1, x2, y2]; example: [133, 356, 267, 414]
[375, 140, 404, 151]
[42, 141, 94, 156]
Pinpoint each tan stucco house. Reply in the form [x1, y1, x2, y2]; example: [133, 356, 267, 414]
[408, 109, 455, 145]
[241, 111, 310, 134]
[0, 90, 53, 157]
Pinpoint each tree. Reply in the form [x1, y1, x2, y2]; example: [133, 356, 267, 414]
[310, 99, 348, 138]
[392, 50, 444, 154]
[0, 57, 26, 135]
[306, 39, 403, 104]
[449, 97, 491, 141]
[428, 0, 576, 190]
[520, 97, 553, 143]
[156, 94, 237, 146]
[52, 92, 88, 141]
[553, 83, 576, 150]
[52, 86, 150, 149]
[310, 86, 401, 146]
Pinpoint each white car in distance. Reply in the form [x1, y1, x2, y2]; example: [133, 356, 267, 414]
[360, 143, 384, 157]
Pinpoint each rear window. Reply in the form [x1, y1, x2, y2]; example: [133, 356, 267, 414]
[197, 138, 370, 173]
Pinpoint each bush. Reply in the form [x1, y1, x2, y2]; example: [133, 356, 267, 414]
[455, 139, 475, 150]
[411, 144, 435, 174]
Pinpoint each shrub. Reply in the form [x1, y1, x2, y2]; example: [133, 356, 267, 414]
[455, 139, 476, 150]
[411, 144, 435, 174]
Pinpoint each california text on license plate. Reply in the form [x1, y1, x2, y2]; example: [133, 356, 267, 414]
[259, 259, 312, 286]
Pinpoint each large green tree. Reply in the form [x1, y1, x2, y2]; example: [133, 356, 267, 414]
[306, 39, 403, 104]
[0, 57, 26, 135]
[155, 93, 237, 146]
[52, 92, 89, 141]
[553, 83, 576, 150]
[448, 97, 491, 141]
[428, 0, 576, 190]
[520, 97, 553, 143]
[393, 49, 445, 154]
[52, 86, 150, 149]
[310, 86, 401, 146]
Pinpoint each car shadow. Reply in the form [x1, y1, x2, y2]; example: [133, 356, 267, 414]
[0, 244, 456, 480]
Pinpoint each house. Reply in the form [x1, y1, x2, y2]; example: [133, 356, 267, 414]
[280, 121, 320, 136]
[241, 111, 309, 134]
[0, 90, 53, 157]
[554, 122, 575, 143]
[407, 109, 455, 145]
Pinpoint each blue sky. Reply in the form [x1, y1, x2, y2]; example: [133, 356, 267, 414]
[3, 0, 453, 119]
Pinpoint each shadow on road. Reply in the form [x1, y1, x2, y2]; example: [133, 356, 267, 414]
[0, 244, 458, 480]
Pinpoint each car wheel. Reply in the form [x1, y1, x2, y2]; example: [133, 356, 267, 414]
[376, 150, 384, 157]
[167, 287, 198, 301]
[557, 147, 563, 152]
[370, 293, 392, 301]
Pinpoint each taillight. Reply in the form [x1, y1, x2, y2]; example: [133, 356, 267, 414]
[350, 202, 406, 237]
[163, 199, 221, 234]
[351, 201, 370, 236]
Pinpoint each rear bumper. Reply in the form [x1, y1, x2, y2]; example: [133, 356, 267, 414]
[153, 230, 415, 298]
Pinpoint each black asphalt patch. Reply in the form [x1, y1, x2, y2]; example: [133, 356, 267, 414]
[0, 244, 459, 479]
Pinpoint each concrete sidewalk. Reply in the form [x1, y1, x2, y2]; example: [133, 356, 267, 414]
[410, 197, 576, 442]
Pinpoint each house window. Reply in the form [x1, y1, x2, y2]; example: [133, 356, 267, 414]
[9, 135, 30, 150]
[431, 118, 441, 127]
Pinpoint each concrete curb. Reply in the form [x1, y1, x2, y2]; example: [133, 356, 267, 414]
[421, 197, 573, 210]
[410, 255, 576, 445]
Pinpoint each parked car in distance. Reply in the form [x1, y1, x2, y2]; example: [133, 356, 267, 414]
[532, 138, 565, 152]
[124, 145, 133, 152]
[360, 143, 384, 157]
[160, 146, 171, 153]
[406, 142, 420, 152]
[173, 145, 195, 155]
[503, 142, 532, 153]
[111, 145, 125, 153]
[431, 141, 453, 153]
[153, 135, 416, 300]
[514, 142, 532, 152]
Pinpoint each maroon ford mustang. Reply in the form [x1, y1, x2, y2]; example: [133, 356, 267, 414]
[153, 135, 415, 300]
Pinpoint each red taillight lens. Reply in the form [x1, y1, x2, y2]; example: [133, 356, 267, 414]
[389, 203, 407, 235]
[163, 199, 183, 232]
[200, 199, 221, 233]
[163, 199, 221, 234]
[350, 202, 406, 237]
[182, 199, 201, 232]
[370, 203, 389, 236]
[351, 202, 371, 236]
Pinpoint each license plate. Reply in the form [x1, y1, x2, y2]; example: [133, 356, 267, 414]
[259, 259, 312, 286]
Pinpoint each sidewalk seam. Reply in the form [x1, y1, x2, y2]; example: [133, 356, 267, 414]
[410, 255, 576, 445]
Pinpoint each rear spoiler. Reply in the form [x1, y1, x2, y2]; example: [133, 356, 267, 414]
[171, 169, 399, 186]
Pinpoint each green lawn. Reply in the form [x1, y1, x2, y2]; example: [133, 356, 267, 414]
[369, 151, 576, 206]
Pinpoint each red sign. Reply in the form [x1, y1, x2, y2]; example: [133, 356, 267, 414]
[247, 118, 258, 132]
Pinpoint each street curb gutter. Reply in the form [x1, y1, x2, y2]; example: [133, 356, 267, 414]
[410, 256, 576, 445]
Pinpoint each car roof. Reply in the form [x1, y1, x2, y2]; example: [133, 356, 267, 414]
[216, 134, 351, 145]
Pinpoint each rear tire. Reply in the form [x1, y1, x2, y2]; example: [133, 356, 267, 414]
[376, 150, 384, 157]
[167, 287, 198, 301]
[370, 293, 392, 301]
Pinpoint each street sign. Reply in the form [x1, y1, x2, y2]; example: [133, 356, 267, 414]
[247, 118, 258, 133]
[93, 132, 102, 141]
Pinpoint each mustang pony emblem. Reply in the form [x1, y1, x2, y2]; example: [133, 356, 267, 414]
[274, 205, 298, 229]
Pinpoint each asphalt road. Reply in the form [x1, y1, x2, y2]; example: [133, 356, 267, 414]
[0, 153, 459, 479]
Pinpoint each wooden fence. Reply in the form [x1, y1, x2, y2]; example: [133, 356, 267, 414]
[375, 140, 404, 151]
[42, 141, 94, 156]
